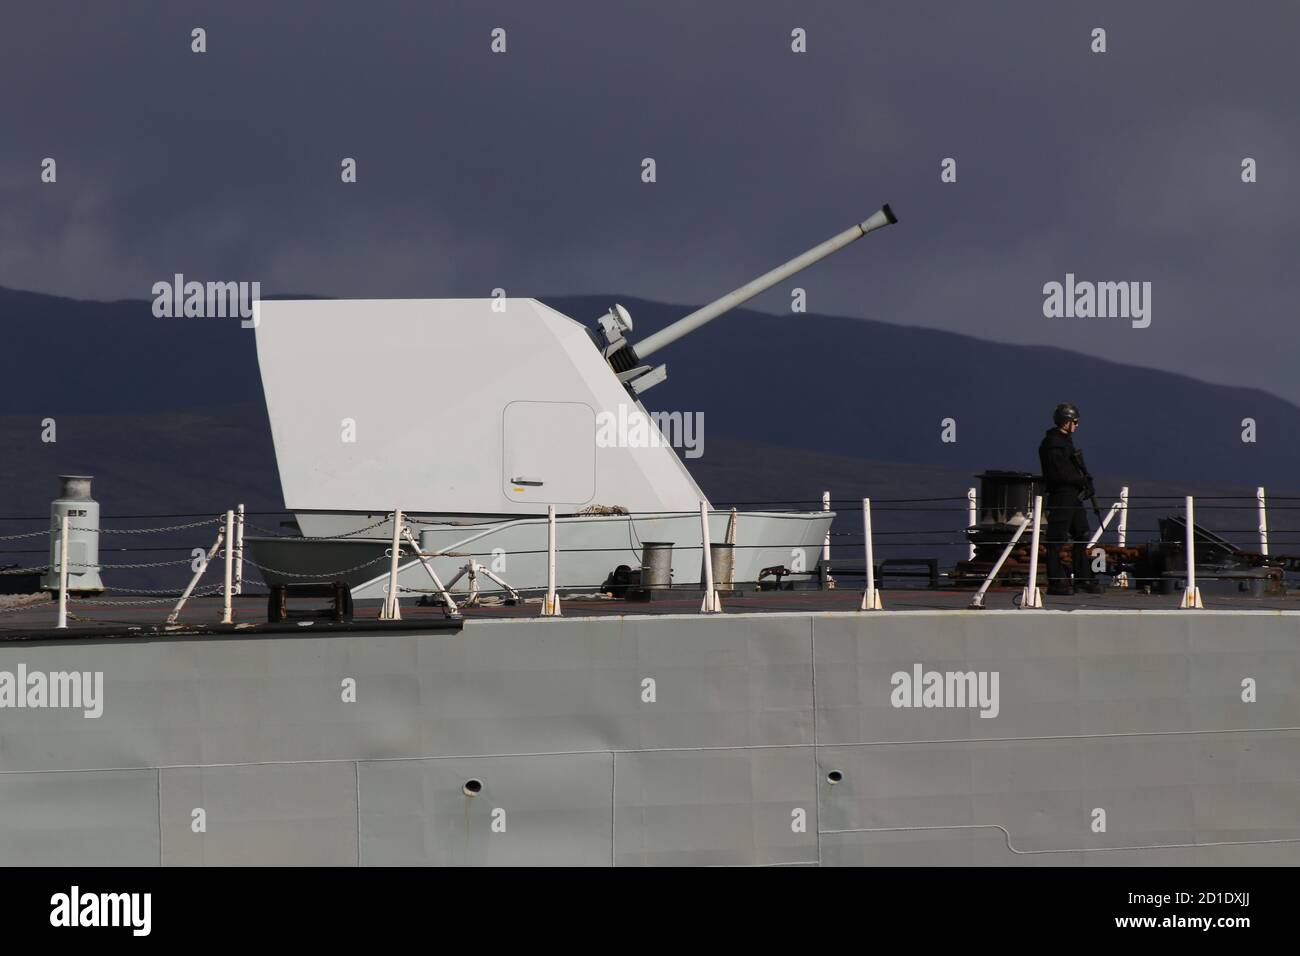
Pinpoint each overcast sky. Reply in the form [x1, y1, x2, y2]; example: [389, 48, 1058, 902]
[2, 1, 1297, 403]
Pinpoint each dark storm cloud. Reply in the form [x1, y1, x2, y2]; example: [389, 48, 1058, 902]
[2, 1, 1297, 401]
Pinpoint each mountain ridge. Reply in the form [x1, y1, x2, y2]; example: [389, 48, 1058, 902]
[2, 285, 1295, 489]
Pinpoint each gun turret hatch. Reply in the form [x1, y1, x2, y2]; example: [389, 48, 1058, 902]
[596, 205, 897, 395]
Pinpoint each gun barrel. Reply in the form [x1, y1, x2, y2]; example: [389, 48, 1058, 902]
[632, 205, 896, 360]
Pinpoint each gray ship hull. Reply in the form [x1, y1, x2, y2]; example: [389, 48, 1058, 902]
[1, 607, 1297, 866]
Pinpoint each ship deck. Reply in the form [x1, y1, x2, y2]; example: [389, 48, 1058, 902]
[3, 584, 1298, 640]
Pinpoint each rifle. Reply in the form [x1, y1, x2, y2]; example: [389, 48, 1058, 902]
[1071, 448, 1103, 522]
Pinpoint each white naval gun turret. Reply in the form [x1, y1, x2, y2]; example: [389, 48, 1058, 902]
[254, 205, 899, 529]
[590, 204, 897, 397]
[249, 205, 900, 595]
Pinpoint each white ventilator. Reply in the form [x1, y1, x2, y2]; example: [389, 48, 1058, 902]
[41, 475, 104, 594]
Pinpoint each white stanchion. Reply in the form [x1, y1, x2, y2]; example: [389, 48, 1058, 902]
[221, 509, 234, 624]
[1257, 487, 1269, 556]
[859, 498, 883, 610]
[820, 491, 835, 589]
[970, 515, 1033, 609]
[700, 501, 721, 613]
[1085, 501, 1124, 550]
[966, 487, 977, 561]
[1179, 496, 1204, 609]
[1115, 486, 1130, 588]
[56, 514, 69, 629]
[168, 528, 223, 625]
[1118, 486, 1129, 548]
[400, 527, 460, 617]
[542, 505, 561, 616]
[234, 503, 245, 595]
[1020, 495, 1044, 608]
[380, 509, 404, 620]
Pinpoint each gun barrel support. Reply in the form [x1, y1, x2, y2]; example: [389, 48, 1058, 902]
[632, 205, 896, 360]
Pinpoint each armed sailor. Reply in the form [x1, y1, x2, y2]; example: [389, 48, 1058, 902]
[1037, 403, 1103, 596]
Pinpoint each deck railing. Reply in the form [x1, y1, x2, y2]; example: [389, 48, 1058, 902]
[2, 486, 1299, 628]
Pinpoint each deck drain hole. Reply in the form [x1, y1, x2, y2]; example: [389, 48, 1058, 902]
[463, 778, 483, 796]
[826, 770, 843, 784]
